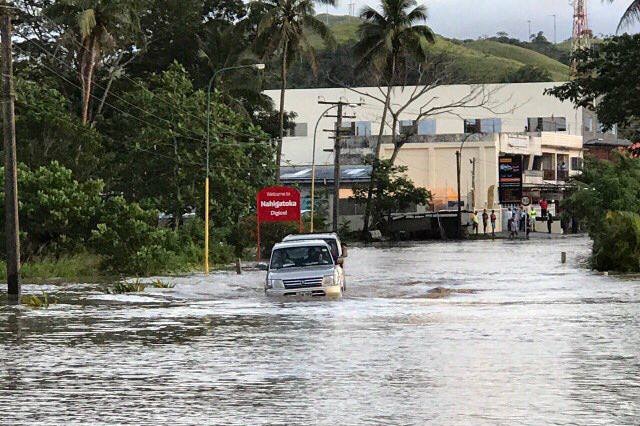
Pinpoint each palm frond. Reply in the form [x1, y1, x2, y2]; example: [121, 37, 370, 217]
[302, 15, 336, 49]
[617, 0, 640, 32]
[77, 8, 96, 38]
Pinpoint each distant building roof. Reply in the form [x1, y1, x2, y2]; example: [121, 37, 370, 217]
[280, 165, 371, 184]
[584, 138, 631, 147]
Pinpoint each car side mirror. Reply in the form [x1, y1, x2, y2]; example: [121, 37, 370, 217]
[257, 262, 269, 271]
[341, 244, 348, 257]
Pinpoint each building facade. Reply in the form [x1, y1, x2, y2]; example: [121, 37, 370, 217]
[265, 82, 621, 233]
[264, 82, 620, 167]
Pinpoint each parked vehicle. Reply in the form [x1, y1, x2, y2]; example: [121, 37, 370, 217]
[261, 239, 345, 297]
[282, 233, 348, 266]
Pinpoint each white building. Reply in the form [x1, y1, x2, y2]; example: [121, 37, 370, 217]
[267, 82, 620, 234]
[264, 82, 614, 167]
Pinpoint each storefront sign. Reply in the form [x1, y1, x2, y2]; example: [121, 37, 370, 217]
[498, 155, 523, 204]
[257, 186, 301, 222]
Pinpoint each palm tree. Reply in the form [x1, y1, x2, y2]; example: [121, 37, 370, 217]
[610, 1, 640, 31]
[353, 0, 435, 236]
[254, 0, 336, 181]
[45, 0, 143, 124]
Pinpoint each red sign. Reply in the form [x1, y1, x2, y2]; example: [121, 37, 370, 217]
[257, 186, 301, 222]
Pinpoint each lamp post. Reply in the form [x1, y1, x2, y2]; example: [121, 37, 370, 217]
[456, 132, 477, 239]
[310, 105, 338, 232]
[205, 63, 265, 274]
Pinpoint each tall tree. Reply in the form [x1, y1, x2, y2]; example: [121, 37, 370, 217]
[546, 34, 640, 139]
[254, 0, 336, 181]
[609, 0, 640, 31]
[352, 0, 435, 236]
[45, 0, 145, 124]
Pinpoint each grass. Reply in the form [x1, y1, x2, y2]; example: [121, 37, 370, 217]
[0, 253, 107, 283]
[22, 291, 55, 308]
[104, 278, 175, 294]
[107, 279, 147, 294]
[150, 279, 175, 289]
[464, 40, 570, 81]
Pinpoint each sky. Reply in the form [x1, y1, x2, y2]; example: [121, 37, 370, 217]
[325, 0, 640, 42]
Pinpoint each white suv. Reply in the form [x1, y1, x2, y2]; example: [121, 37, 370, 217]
[263, 240, 345, 297]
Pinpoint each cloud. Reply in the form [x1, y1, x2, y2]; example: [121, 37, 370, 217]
[328, 0, 639, 41]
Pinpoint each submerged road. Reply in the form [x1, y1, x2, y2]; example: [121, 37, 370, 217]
[1, 236, 639, 425]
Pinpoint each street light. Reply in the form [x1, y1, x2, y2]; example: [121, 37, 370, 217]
[310, 105, 338, 232]
[204, 63, 265, 274]
[456, 132, 477, 239]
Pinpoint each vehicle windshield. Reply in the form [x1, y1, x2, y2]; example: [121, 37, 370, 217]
[270, 246, 334, 270]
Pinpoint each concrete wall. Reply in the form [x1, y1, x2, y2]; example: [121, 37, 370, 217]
[264, 82, 585, 166]
[380, 137, 499, 210]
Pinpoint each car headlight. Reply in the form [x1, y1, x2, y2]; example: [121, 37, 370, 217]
[322, 275, 334, 286]
[268, 279, 284, 289]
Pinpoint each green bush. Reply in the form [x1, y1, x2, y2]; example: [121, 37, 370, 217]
[591, 211, 640, 272]
[0, 162, 104, 258]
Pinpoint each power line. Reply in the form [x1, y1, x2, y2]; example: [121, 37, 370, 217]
[16, 10, 270, 142]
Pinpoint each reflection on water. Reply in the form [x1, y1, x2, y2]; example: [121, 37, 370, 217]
[1, 237, 639, 425]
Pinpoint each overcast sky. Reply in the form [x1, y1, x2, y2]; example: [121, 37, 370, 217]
[324, 0, 639, 41]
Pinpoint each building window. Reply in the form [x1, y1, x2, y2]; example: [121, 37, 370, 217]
[399, 120, 416, 136]
[417, 119, 437, 135]
[481, 118, 502, 133]
[585, 117, 594, 132]
[287, 123, 308, 137]
[464, 119, 481, 133]
[354, 121, 371, 137]
[571, 157, 583, 171]
[464, 118, 501, 133]
[528, 117, 567, 132]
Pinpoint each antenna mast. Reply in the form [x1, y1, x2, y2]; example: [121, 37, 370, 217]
[572, 0, 592, 52]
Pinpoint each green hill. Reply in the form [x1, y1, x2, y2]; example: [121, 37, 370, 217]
[464, 40, 570, 81]
[309, 14, 571, 83]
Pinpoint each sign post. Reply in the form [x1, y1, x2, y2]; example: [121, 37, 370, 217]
[256, 186, 302, 261]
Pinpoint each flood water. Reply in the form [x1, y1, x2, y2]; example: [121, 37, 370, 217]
[1, 236, 639, 425]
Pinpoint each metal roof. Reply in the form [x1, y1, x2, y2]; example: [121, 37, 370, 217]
[280, 165, 372, 184]
[584, 138, 631, 147]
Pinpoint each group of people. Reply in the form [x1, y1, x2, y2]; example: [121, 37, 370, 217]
[469, 198, 555, 239]
[470, 209, 497, 237]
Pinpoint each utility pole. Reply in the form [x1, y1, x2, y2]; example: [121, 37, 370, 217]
[550, 14, 557, 44]
[1, 1, 20, 304]
[319, 99, 361, 232]
[527, 20, 532, 41]
[456, 151, 462, 238]
[470, 158, 476, 211]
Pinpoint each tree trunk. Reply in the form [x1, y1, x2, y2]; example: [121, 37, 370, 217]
[361, 84, 392, 237]
[92, 54, 122, 128]
[79, 36, 98, 125]
[173, 135, 182, 229]
[390, 140, 404, 164]
[276, 39, 288, 184]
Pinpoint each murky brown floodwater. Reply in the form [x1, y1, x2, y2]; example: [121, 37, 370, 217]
[1, 236, 639, 425]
